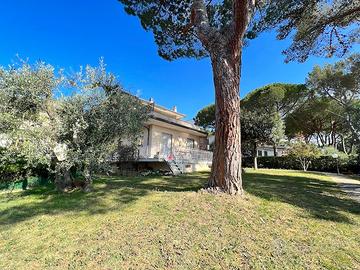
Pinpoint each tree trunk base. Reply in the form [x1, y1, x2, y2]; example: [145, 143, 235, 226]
[199, 186, 244, 196]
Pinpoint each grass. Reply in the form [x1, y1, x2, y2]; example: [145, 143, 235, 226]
[1, 169, 360, 270]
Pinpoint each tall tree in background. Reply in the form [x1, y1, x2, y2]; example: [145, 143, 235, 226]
[241, 110, 273, 169]
[242, 83, 307, 155]
[241, 83, 308, 117]
[285, 97, 356, 152]
[194, 104, 216, 132]
[307, 54, 360, 143]
[118, 0, 359, 194]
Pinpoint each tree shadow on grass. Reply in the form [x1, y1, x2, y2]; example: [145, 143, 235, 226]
[0, 172, 208, 226]
[244, 171, 360, 223]
[1, 170, 358, 226]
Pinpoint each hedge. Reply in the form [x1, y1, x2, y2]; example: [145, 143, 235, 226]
[243, 156, 360, 174]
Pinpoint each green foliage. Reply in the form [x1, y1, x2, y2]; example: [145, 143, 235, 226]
[193, 104, 215, 131]
[242, 83, 308, 117]
[288, 142, 321, 171]
[242, 155, 359, 174]
[307, 54, 360, 146]
[241, 109, 273, 155]
[285, 97, 346, 142]
[307, 54, 360, 108]
[119, 1, 359, 62]
[0, 61, 61, 185]
[250, 1, 360, 62]
[0, 148, 27, 187]
[0, 59, 149, 191]
[270, 112, 286, 149]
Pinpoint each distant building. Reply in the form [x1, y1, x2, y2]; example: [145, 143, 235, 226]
[256, 145, 288, 157]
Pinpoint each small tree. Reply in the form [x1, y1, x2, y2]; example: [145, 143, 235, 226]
[241, 110, 273, 170]
[288, 142, 321, 172]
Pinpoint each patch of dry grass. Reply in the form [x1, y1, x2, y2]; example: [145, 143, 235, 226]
[1, 170, 359, 269]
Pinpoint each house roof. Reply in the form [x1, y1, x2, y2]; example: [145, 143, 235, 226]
[149, 114, 208, 136]
[141, 99, 186, 120]
[140, 98, 207, 136]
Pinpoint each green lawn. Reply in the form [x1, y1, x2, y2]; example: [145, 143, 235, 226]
[1, 169, 360, 270]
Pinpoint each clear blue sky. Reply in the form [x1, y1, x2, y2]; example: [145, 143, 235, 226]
[0, 0, 351, 120]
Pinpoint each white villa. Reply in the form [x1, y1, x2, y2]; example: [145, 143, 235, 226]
[114, 98, 213, 174]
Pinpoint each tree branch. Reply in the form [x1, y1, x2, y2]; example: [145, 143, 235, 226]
[231, 0, 255, 45]
[191, 0, 222, 51]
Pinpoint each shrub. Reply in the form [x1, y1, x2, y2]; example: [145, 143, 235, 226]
[243, 155, 360, 174]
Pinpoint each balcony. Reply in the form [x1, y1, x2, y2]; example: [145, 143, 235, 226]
[137, 145, 213, 163]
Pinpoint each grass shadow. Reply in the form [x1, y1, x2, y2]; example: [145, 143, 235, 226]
[1, 170, 359, 226]
[244, 170, 360, 223]
[0, 172, 208, 226]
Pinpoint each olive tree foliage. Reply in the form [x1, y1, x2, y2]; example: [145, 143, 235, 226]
[119, 0, 359, 194]
[0, 61, 62, 186]
[0, 59, 149, 191]
[307, 54, 360, 143]
[56, 62, 149, 192]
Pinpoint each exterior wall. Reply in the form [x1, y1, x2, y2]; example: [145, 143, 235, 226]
[183, 161, 211, 173]
[148, 124, 202, 158]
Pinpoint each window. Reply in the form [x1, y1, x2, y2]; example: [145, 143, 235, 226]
[264, 151, 268, 157]
[186, 138, 195, 149]
[258, 150, 263, 157]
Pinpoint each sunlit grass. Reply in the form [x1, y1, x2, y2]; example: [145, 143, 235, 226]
[1, 170, 359, 269]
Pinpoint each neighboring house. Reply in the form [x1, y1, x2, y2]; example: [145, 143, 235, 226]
[114, 98, 212, 174]
[257, 145, 288, 157]
[208, 134, 288, 157]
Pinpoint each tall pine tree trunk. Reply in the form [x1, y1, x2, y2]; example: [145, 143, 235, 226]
[207, 51, 243, 195]
[192, 0, 253, 195]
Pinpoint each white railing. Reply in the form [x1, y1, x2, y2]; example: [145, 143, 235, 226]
[111, 145, 213, 163]
[173, 148, 213, 163]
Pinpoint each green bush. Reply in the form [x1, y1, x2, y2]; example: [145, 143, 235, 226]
[0, 149, 52, 190]
[243, 156, 360, 174]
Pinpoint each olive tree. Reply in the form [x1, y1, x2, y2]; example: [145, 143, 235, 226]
[54, 61, 149, 192]
[0, 61, 62, 187]
[0, 59, 149, 192]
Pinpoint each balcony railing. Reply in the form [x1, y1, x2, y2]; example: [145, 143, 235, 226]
[111, 145, 213, 163]
[173, 148, 213, 163]
[137, 145, 212, 163]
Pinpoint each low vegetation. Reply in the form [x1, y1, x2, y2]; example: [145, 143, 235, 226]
[1, 169, 359, 269]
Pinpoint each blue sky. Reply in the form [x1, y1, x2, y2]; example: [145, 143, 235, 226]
[0, 0, 352, 120]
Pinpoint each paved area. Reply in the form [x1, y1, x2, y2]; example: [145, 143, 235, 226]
[325, 173, 360, 203]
